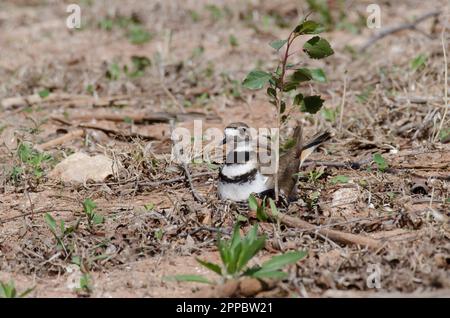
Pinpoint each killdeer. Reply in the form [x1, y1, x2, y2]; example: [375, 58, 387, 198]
[218, 122, 331, 203]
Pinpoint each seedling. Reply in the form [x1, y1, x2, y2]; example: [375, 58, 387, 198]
[38, 89, 50, 98]
[44, 213, 76, 256]
[98, 14, 152, 45]
[0, 280, 34, 298]
[83, 198, 104, 227]
[330, 175, 349, 184]
[410, 54, 427, 72]
[12, 142, 53, 181]
[167, 222, 306, 284]
[373, 153, 389, 172]
[308, 168, 325, 182]
[248, 194, 268, 221]
[242, 18, 334, 199]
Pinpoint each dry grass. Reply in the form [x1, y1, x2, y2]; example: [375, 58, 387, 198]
[0, 0, 449, 297]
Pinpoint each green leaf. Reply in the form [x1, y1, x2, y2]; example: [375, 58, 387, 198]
[248, 194, 259, 211]
[303, 36, 334, 59]
[196, 258, 222, 276]
[373, 153, 389, 172]
[309, 68, 327, 82]
[269, 39, 288, 51]
[229, 34, 239, 47]
[83, 198, 97, 215]
[38, 89, 50, 99]
[44, 213, 57, 233]
[256, 204, 268, 222]
[293, 93, 304, 106]
[144, 203, 154, 211]
[92, 214, 104, 225]
[242, 70, 272, 90]
[259, 251, 307, 272]
[330, 175, 349, 184]
[164, 275, 213, 285]
[294, 20, 324, 34]
[128, 25, 152, 45]
[283, 81, 299, 92]
[269, 198, 279, 217]
[18, 287, 35, 298]
[106, 63, 121, 80]
[300, 95, 324, 114]
[251, 270, 288, 279]
[267, 87, 277, 98]
[236, 237, 266, 272]
[291, 68, 313, 82]
[410, 54, 427, 71]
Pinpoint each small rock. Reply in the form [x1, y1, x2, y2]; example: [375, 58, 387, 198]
[330, 187, 360, 217]
[49, 152, 115, 183]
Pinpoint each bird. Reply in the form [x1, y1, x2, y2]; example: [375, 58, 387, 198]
[218, 122, 331, 204]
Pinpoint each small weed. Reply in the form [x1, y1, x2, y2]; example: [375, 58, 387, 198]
[98, 14, 151, 45]
[330, 175, 349, 184]
[308, 168, 325, 182]
[12, 143, 53, 182]
[0, 280, 34, 298]
[166, 222, 306, 283]
[44, 213, 76, 256]
[373, 153, 389, 172]
[83, 198, 104, 227]
[38, 89, 50, 98]
[229, 34, 239, 47]
[410, 54, 427, 72]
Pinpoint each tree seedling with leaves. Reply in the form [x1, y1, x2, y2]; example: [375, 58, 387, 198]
[242, 18, 334, 199]
[167, 222, 306, 284]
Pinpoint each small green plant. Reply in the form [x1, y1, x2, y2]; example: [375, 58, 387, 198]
[229, 34, 239, 47]
[167, 223, 306, 284]
[98, 14, 152, 45]
[12, 142, 53, 181]
[78, 273, 92, 294]
[106, 56, 151, 81]
[38, 89, 50, 98]
[44, 213, 76, 255]
[127, 25, 152, 45]
[242, 18, 334, 199]
[83, 198, 104, 227]
[248, 194, 268, 221]
[0, 280, 34, 298]
[330, 175, 349, 184]
[373, 153, 389, 172]
[308, 168, 325, 182]
[410, 54, 427, 72]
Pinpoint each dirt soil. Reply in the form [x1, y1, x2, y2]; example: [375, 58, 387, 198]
[0, 0, 449, 298]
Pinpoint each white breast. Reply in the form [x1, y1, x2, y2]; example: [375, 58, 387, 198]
[218, 172, 271, 202]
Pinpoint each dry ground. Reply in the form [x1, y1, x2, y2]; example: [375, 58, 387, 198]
[0, 0, 449, 297]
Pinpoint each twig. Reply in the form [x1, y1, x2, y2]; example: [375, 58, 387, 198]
[360, 10, 441, 52]
[273, 212, 382, 250]
[435, 24, 448, 142]
[180, 163, 205, 203]
[35, 129, 84, 151]
[339, 72, 347, 132]
[1, 93, 129, 109]
[78, 123, 158, 141]
[0, 208, 75, 225]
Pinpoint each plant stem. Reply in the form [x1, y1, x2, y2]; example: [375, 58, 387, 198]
[274, 32, 296, 201]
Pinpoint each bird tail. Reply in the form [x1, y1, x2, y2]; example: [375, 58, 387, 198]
[299, 131, 332, 167]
